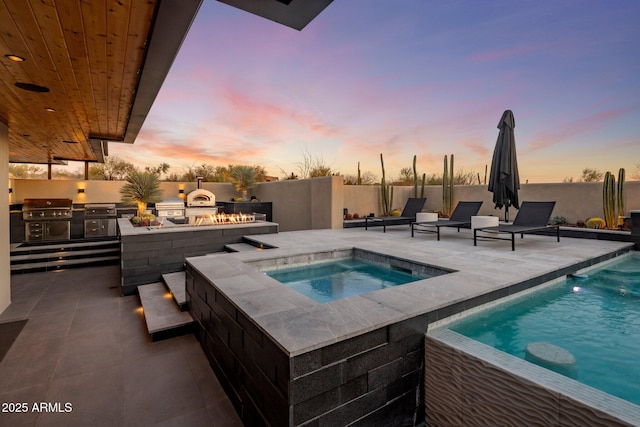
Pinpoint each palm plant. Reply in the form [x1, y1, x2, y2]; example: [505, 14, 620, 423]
[230, 165, 256, 198]
[120, 171, 163, 215]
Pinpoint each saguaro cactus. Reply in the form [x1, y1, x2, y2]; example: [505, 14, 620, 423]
[442, 154, 454, 216]
[380, 154, 393, 215]
[603, 171, 616, 229]
[617, 168, 625, 223]
[413, 155, 418, 197]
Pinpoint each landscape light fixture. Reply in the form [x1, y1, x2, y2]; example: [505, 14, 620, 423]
[5, 54, 25, 62]
[77, 188, 85, 194]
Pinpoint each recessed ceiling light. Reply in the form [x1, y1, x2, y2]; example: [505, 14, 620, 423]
[62, 140, 78, 144]
[15, 82, 50, 92]
[45, 107, 56, 112]
[5, 54, 25, 62]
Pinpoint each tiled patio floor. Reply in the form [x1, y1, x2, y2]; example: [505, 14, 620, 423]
[0, 227, 634, 427]
[0, 265, 242, 427]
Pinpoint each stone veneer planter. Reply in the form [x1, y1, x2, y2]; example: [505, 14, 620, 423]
[117, 218, 278, 296]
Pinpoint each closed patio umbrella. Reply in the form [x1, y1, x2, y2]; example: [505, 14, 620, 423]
[488, 110, 520, 222]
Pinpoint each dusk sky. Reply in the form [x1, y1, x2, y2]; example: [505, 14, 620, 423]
[108, 0, 640, 183]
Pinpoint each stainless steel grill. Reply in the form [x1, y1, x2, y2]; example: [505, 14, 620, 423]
[22, 198, 73, 242]
[155, 198, 185, 220]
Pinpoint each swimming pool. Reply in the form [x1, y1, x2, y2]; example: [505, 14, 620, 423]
[267, 258, 425, 303]
[449, 252, 640, 406]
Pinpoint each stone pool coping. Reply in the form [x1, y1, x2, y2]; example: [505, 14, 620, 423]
[185, 228, 635, 356]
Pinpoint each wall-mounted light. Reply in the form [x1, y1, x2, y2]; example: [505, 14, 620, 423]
[178, 189, 184, 194]
[77, 188, 85, 194]
[8, 188, 13, 194]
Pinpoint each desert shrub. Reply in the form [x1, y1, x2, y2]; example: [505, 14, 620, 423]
[549, 215, 567, 225]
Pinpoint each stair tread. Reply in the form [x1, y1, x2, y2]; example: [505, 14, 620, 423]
[162, 272, 187, 306]
[225, 242, 261, 252]
[139, 282, 193, 334]
[10, 239, 119, 255]
[11, 247, 119, 262]
[10, 255, 120, 271]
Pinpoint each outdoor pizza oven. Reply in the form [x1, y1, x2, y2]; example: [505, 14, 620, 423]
[187, 189, 216, 207]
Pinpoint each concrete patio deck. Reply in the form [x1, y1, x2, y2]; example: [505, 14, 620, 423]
[0, 265, 242, 427]
[0, 226, 634, 426]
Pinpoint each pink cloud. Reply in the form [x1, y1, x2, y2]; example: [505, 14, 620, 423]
[524, 106, 636, 153]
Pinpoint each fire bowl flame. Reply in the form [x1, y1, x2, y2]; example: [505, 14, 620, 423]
[191, 212, 255, 226]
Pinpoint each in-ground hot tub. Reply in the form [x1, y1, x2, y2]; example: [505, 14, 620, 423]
[259, 249, 449, 303]
[185, 247, 455, 426]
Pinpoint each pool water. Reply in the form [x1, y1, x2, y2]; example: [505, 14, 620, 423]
[267, 258, 425, 303]
[450, 253, 640, 406]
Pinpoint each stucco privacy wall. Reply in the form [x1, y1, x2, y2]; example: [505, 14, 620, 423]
[255, 176, 344, 232]
[344, 182, 640, 224]
[9, 178, 640, 231]
[12, 179, 236, 205]
[1, 122, 10, 313]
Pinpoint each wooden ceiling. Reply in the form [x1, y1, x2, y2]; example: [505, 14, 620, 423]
[0, 0, 201, 165]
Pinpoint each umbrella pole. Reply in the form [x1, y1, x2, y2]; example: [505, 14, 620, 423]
[505, 205, 509, 223]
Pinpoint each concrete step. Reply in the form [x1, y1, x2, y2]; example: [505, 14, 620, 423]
[10, 247, 119, 264]
[10, 239, 120, 274]
[162, 271, 187, 311]
[10, 239, 119, 255]
[224, 242, 264, 252]
[10, 255, 120, 274]
[138, 282, 193, 342]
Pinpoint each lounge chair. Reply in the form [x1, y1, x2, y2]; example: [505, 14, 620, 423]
[411, 201, 483, 240]
[364, 198, 426, 232]
[473, 201, 559, 251]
